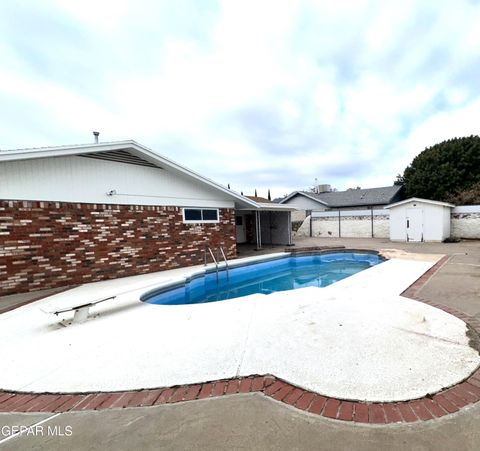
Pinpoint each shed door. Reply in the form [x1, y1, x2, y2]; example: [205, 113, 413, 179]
[406, 208, 423, 242]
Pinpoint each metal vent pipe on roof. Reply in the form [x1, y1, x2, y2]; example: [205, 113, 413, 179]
[93, 131, 100, 143]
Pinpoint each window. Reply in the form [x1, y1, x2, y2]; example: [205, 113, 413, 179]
[183, 208, 219, 223]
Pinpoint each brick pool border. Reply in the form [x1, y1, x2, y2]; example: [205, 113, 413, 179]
[1, 254, 480, 424]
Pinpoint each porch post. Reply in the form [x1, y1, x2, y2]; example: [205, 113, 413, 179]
[338, 209, 341, 237]
[256, 210, 262, 249]
[288, 210, 292, 245]
[371, 207, 374, 238]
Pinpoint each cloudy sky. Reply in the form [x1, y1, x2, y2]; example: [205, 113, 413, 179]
[1, 0, 480, 198]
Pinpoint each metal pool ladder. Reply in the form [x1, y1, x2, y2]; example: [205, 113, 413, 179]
[204, 246, 230, 283]
[206, 246, 220, 284]
[219, 246, 230, 280]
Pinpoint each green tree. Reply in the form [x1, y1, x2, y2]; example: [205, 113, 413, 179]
[399, 136, 480, 203]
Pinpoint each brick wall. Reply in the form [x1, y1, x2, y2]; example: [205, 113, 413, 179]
[0, 200, 236, 296]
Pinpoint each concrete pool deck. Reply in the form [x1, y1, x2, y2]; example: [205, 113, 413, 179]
[2, 239, 480, 450]
[0, 249, 478, 405]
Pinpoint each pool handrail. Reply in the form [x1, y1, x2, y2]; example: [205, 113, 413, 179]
[207, 246, 219, 285]
[219, 247, 230, 280]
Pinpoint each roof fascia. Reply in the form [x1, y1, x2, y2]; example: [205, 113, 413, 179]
[384, 197, 455, 209]
[280, 191, 329, 206]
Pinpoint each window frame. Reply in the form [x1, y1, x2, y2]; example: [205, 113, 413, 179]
[182, 208, 220, 224]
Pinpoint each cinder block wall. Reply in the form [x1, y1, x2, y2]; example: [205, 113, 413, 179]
[451, 212, 480, 239]
[0, 201, 236, 296]
[295, 214, 390, 238]
[295, 209, 480, 240]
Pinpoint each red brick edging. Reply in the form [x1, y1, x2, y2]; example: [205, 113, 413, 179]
[1, 370, 480, 424]
[1, 254, 479, 424]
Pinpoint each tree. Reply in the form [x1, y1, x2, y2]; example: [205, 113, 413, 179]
[446, 181, 480, 205]
[399, 136, 480, 203]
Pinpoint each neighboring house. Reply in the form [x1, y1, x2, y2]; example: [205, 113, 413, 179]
[280, 185, 404, 220]
[0, 139, 294, 296]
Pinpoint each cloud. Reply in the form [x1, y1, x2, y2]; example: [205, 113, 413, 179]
[0, 0, 480, 197]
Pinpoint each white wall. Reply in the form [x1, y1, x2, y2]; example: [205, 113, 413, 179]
[291, 210, 307, 221]
[300, 216, 340, 238]
[295, 210, 390, 239]
[0, 156, 234, 208]
[442, 207, 451, 240]
[294, 204, 480, 241]
[451, 206, 480, 239]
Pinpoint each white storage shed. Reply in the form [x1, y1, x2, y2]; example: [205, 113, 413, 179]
[385, 197, 455, 242]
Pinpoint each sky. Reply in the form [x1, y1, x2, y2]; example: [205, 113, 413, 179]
[1, 0, 480, 199]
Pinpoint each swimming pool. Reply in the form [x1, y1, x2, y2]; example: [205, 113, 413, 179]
[142, 251, 384, 306]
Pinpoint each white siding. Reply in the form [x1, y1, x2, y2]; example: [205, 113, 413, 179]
[283, 194, 326, 221]
[283, 195, 327, 211]
[389, 208, 406, 241]
[0, 156, 234, 208]
[422, 204, 443, 241]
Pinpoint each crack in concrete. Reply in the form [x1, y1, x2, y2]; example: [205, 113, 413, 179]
[392, 326, 471, 348]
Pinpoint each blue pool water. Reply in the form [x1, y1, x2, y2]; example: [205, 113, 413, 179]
[142, 252, 384, 306]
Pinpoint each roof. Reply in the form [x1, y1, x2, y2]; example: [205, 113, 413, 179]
[0, 140, 295, 212]
[0, 140, 261, 209]
[280, 191, 329, 206]
[238, 196, 296, 211]
[384, 197, 455, 209]
[244, 202, 296, 212]
[240, 196, 296, 211]
[246, 196, 272, 203]
[280, 185, 403, 208]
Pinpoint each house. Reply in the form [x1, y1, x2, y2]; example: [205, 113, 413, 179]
[279, 185, 404, 220]
[0, 139, 294, 296]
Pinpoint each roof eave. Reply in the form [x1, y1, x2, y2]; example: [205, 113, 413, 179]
[280, 191, 329, 206]
[0, 140, 259, 209]
[328, 202, 390, 209]
[384, 197, 455, 209]
[0, 140, 139, 161]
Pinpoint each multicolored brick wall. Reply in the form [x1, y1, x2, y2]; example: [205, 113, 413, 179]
[0, 200, 236, 296]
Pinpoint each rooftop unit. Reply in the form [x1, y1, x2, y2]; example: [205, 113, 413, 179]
[315, 184, 331, 194]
